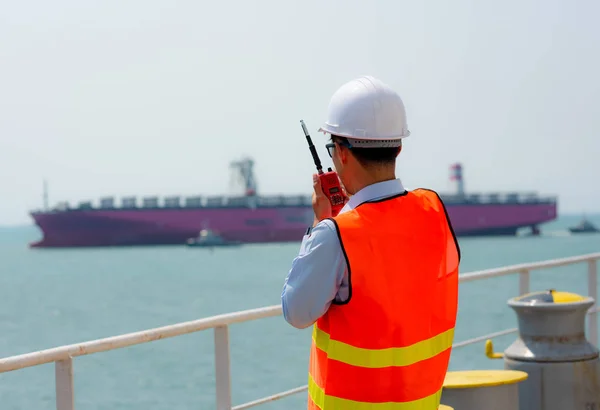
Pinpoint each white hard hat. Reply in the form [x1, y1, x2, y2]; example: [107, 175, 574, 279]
[318, 75, 410, 148]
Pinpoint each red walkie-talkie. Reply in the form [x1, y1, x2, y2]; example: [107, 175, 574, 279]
[301, 120, 347, 216]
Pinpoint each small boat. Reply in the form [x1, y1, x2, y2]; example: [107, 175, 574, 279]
[568, 217, 599, 234]
[520, 225, 541, 237]
[185, 229, 242, 247]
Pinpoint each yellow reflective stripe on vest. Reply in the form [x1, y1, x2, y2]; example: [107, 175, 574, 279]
[308, 374, 442, 409]
[312, 326, 454, 368]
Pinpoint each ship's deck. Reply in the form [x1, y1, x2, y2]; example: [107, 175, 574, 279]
[32, 190, 557, 213]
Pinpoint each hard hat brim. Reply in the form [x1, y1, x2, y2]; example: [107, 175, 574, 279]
[318, 126, 409, 148]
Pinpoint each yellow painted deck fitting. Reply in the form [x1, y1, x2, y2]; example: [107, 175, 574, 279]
[513, 289, 586, 304]
[442, 370, 528, 410]
[444, 370, 528, 389]
[485, 339, 504, 359]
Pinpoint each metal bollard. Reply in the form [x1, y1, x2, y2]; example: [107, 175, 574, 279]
[441, 370, 527, 410]
[485, 289, 600, 409]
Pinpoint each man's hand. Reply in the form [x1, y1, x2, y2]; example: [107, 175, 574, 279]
[312, 174, 332, 225]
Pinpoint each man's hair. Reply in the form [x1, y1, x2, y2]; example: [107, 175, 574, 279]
[331, 135, 401, 167]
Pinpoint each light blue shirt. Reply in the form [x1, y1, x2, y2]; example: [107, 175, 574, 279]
[281, 178, 407, 329]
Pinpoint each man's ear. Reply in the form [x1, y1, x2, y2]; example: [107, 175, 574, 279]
[339, 144, 350, 165]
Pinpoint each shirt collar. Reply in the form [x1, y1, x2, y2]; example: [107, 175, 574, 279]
[340, 178, 406, 213]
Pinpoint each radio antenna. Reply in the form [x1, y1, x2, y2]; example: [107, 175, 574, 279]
[300, 120, 323, 174]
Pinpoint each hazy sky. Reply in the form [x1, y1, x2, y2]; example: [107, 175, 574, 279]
[1, 0, 598, 225]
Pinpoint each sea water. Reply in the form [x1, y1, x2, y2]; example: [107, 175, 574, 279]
[0, 214, 599, 409]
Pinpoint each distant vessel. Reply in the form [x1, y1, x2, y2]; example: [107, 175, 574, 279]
[29, 160, 558, 248]
[569, 217, 599, 234]
[186, 229, 242, 248]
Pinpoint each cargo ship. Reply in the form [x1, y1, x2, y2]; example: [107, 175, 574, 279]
[29, 159, 557, 248]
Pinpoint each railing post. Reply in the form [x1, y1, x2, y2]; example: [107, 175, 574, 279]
[588, 259, 598, 346]
[55, 358, 74, 410]
[519, 269, 530, 296]
[214, 325, 232, 410]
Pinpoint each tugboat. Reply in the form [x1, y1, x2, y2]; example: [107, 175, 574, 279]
[185, 229, 242, 247]
[568, 216, 599, 234]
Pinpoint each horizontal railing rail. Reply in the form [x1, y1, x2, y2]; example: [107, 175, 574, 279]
[1, 252, 599, 410]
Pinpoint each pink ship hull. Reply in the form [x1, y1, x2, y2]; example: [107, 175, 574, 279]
[29, 201, 557, 248]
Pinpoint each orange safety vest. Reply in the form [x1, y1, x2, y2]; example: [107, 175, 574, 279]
[308, 189, 460, 410]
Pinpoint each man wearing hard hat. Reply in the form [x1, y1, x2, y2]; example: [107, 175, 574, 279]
[281, 76, 460, 409]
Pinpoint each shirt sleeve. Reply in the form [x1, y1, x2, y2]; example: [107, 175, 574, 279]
[281, 219, 346, 329]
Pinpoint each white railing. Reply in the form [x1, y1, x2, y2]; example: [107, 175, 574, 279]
[1, 252, 599, 410]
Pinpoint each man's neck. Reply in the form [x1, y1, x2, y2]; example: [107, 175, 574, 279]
[351, 167, 396, 194]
